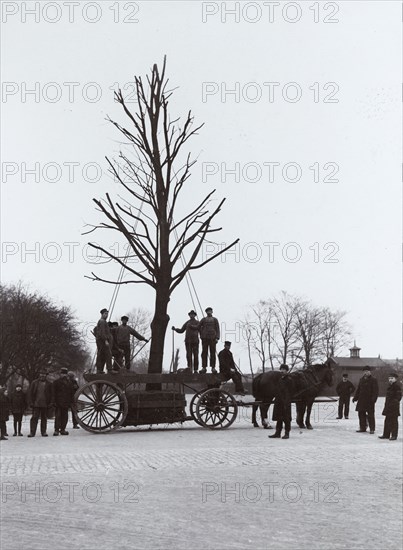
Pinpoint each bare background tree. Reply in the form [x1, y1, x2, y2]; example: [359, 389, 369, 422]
[0, 283, 90, 385]
[86, 58, 238, 376]
[241, 291, 351, 372]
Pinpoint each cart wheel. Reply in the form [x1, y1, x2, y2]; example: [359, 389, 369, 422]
[189, 390, 206, 427]
[74, 381, 128, 433]
[195, 388, 238, 429]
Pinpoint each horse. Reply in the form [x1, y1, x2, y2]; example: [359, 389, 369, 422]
[251, 363, 334, 430]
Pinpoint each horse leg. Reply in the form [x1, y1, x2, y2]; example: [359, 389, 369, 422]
[305, 401, 314, 429]
[296, 402, 306, 429]
[262, 402, 272, 429]
[252, 402, 259, 427]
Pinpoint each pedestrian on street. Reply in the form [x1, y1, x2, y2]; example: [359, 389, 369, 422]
[218, 341, 247, 395]
[199, 307, 220, 374]
[116, 316, 148, 370]
[172, 310, 200, 373]
[68, 372, 80, 429]
[353, 366, 379, 434]
[10, 384, 27, 436]
[95, 308, 113, 373]
[27, 371, 53, 437]
[269, 364, 293, 440]
[52, 367, 75, 436]
[0, 385, 10, 441]
[379, 372, 402, 441]
[336, 373, 355, 419]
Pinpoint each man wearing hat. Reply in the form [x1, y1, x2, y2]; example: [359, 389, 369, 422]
[198, 307, 220, 374]
[52, 367, 75, 436]
[172, 310, 200, 372]
[269, 364, 293, 439]
[336, 373, 355, 419]
[379, 372, 402, 440]
[116, 316, 149, 370]
[353, 366, 379, 433]
[218, 341, 246, 395]
[27, 371, 53, 437]
[95, 308, 113, 373]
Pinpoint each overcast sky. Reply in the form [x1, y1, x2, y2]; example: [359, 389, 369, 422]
[2, 1, 401, 368]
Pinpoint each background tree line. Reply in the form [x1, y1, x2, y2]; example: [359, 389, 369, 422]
[241, 291, 351, 373]
[0, 283, 90, 385]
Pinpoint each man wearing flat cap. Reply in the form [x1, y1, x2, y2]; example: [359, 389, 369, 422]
[116, 315, 148, 370]
[52, 367, 75, 436]
[353, 366, 379, 433]
[379, 372, 402, 440]
[269, 364, 293, 439]
[336, 373, 355, 419]
[198, 307, 220, 374]
[218, 341, 246, 395]
[95, 308, 113, 373]
[172, 310, 200, 372]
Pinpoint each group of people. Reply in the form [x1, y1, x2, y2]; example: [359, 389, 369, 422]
[172, 307, 246, 395]
[95, 309, 149, 373]
[267, 364, 401, 440]
[0, 369, 80, 440]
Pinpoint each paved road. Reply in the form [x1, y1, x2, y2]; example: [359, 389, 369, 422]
[0, 399, 401, 550]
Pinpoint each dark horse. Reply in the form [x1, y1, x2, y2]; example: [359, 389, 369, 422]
[251, 363, 334, 430]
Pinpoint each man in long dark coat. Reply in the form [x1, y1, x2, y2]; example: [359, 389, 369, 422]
[28, 371, 53, 437]
[68, 371, 80, 429]
[52, 367, 75, 436]
[269, 364, 293, 439]
[379, 372, 402, 440]
[218, 341, 246, 395]
[172, 310, 200, 373]
[353, 366, 379, 433]
[336, 373, 355, 419]
[0, 385, 10, 441]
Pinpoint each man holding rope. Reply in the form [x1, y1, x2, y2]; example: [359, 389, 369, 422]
[116, 315, 149, 370]
[218, 341, 247, 396]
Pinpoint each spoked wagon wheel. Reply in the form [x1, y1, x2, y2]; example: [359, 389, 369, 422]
[74, 381, 128, 433]
[195, 388, 238, 429]
[189, 390, 206, 427]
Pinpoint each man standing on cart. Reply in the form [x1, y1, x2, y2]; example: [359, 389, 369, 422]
[199, 307, 220, 374]
[116, 315, 149, 370]
[95, 308, 113, 373]
[172, 310, 200, 373]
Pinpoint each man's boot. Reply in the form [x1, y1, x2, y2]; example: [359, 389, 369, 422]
[268, 432, 281, 438]
[282, 432, 290, 439]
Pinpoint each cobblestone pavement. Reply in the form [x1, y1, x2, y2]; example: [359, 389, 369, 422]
[0, 399, 401, 550]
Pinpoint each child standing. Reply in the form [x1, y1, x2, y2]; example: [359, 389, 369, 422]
[10, 384, 27, 436]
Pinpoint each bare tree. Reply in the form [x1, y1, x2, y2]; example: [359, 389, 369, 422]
[320, 308, 351, 358]
[85, 59, 238, 376]
[268, 292, 302, 367]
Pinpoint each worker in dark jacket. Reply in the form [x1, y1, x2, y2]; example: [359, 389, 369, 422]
[353, 366, 379, 433]
[0, 385, 10, 441]
[199, 307, 220, 374]
[28, 371, 53, 437]
[52, 367, 75, 436]
[68, 372, 80, 429]
[336, 374, 355, 419]
[172, 310, 200, 372]
[95, 308, 113, 373]
[10, 384, 27, 436]
[109, 322, 124, 370]
[269, 364, 293, 439]
[116, 316, 148, 370]
[218, 341, 246, 395]
[379, 372, 402, 440]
